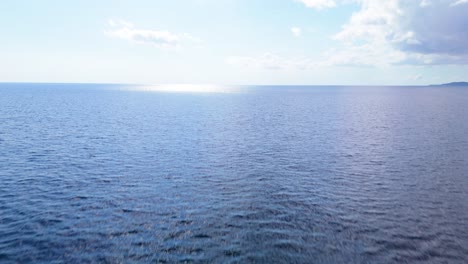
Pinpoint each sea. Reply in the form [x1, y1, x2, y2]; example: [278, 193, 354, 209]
[0, 83, 467, 263]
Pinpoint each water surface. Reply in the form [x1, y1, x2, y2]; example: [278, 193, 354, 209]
[1, 83, 467, 263]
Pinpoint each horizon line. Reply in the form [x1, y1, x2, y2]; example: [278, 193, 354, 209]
[2, 81, 466, 87]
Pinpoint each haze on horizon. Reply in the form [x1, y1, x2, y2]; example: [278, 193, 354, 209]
[1, 0, 467, 85]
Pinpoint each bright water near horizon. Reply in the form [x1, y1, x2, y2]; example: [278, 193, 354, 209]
[0, 83, 467, 263]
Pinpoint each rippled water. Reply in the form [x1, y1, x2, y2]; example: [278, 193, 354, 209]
[1, 83, 467, 263]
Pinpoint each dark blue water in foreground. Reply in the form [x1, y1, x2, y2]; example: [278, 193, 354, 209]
[1, 83, 467, 263]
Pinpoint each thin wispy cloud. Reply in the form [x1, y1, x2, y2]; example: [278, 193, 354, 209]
[105, 20, 199, 49]
[295, 0, 336, 10]
[291, 27, 302, 37]
[420, 0, 432, 7]
[407, 74, 423, 81]
[451, 0, 468, 6]
[227, 53, 318, 70]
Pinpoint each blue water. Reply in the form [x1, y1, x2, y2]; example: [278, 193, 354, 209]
[1, 83, 467, 263]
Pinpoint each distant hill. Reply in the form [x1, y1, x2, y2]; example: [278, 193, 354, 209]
[430, 82, 468, 87]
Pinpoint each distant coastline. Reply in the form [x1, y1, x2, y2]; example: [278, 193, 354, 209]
[430, 82, 468, 87]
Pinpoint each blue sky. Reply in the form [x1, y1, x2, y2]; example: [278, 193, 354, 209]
[1, 0, 467, 85]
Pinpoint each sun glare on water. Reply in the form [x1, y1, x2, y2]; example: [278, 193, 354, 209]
[125, 84, 241, 93]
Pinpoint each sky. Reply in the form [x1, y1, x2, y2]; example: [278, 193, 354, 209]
[1, 0, 467, 85]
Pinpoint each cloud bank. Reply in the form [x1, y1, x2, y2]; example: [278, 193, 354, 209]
[332, 0, 468, 65]
[232, 0, 468, 69]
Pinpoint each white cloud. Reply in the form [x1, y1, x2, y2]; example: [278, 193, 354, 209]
[295, 0, 336, 10]
[105, 20, 199, 49]
[451, 0, 468, 6]
[291, 27, 302, 37]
